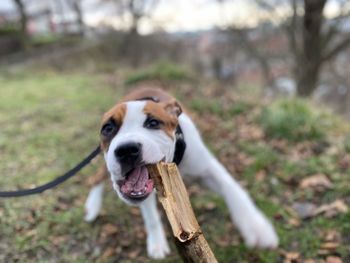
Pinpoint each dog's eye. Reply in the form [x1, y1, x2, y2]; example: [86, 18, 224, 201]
[144, 117, 162, 129]
[101, 120, 117, 137]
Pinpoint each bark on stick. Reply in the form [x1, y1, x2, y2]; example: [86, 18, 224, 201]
[147, 162, 218, 263]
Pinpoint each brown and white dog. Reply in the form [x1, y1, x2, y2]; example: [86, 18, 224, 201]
[84, 88, 278, 259]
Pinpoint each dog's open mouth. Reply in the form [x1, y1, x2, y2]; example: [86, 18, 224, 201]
[117, 166, 154, 201]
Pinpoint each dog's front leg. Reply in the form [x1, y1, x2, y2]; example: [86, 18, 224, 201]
[84, 182, 105, 222]
[140, 191, 170, 259]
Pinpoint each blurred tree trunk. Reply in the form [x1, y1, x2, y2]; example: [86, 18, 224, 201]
[13, 0, 29, 49]
[68, 0, 85, 35]
[295, 0, 326, 96]
[286, 0, 350, 96]
[129, 0, 141, 36]
[103, 0, 159, 66]
[212, 56, 222, 81]
[72, 0, 84, 35]
[124, 0, 158, 66]
[248, 0, 350, 97]
[127, 0, 141, 66]
[57, 0, 68, 34]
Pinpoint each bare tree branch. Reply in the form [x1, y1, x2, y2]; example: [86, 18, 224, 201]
[322, 7, 350, 49]
[229, 26, 274, 87]
[322, 35, 350, 61]
[284, 0, 301, 63]
[66, 0, 85, 35]
[13, 0, 29, 48]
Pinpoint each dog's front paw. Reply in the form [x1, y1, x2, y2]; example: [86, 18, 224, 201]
[84, 206, 100, 222]
[147, 241, 170, 259]
[239, 211, 279, 249]
[147, 230, 170, 259]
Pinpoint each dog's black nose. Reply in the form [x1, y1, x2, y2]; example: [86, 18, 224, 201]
[114, 142, 142, 170]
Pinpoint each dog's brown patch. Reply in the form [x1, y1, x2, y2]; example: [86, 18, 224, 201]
[100, 103, 126, 151]
[122, 87, 173, 103]
[143, 101, 179, 139]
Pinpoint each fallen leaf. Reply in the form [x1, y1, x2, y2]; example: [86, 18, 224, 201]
[50, 235, 68, 246]
[24, 229, 37, 238]
[100, 223, 118, 238]
[204, 202, 217, 211]
[314, 199, 348, 218]
[238, 125, 264, 140]
[240, 153, 255, 166]
[326, 256, 342, 263]
[283, 251, 300, 263]
[188, 184, 201, 195]
[287, 217, 301, 227]
[270, 139, 288, 153]
[255, 170, 266, 182]
[128, 248, 141, 259]
[320, 242, 339, 251]
[318, 249, 331, 256]
[290, 142, 313, 161]
[214, 236, 231, 247]
[299, 174, 333, 190]
[130, 207, 141, 216]
[324, 230, 341, 242]
[120, 238, 131, 248]
[338, 155, 350, 171]
[102, 247, 115, 259]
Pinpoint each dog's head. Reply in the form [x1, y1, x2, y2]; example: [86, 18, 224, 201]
[100, 99, 182, 205]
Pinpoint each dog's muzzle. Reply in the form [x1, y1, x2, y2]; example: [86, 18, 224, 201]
[114, 142, 142, 174]
[114, 142, 154, 202]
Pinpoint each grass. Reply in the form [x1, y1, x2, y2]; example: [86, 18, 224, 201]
[259, 98, 329, 142]
[190, 98, 252, 119]
[0, 66, 350, 262]
[0, 69, 118, 262]
[124, 61, 191, 85]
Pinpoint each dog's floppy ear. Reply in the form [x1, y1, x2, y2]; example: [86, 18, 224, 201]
[164, 100, 182, 117]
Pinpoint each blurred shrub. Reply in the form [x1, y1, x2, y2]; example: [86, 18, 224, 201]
[31, 34, 60, 46]
[191, 99, 251, 117]
[344, 135, 350, 153]
[228, 101, 251, 116]
[190, 99, 223, 115]
[0, 25, 20, 36]
[260, 99, 326, 141]
[125, 61, 190, 85]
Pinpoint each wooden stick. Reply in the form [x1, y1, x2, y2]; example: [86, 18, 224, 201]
[147, 162, 218, 263]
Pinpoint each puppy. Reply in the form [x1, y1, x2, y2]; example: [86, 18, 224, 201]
[84, 88, 278, 259]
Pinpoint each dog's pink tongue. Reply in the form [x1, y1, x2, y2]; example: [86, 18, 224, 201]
[121, 167, 149, 194]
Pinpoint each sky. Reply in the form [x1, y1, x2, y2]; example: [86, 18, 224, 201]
[0, 0, 346, 34]
[83, 0, 261, 34]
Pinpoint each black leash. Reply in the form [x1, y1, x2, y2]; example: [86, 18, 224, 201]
[0, 146, 101, 198]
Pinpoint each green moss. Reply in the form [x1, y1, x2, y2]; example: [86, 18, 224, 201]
[260, 99, 328, 141]
[239, 142, 279, 174]
[124, 61, 191, 85]
[190, 99, 251, 117]
[344, 134, 350, 153]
